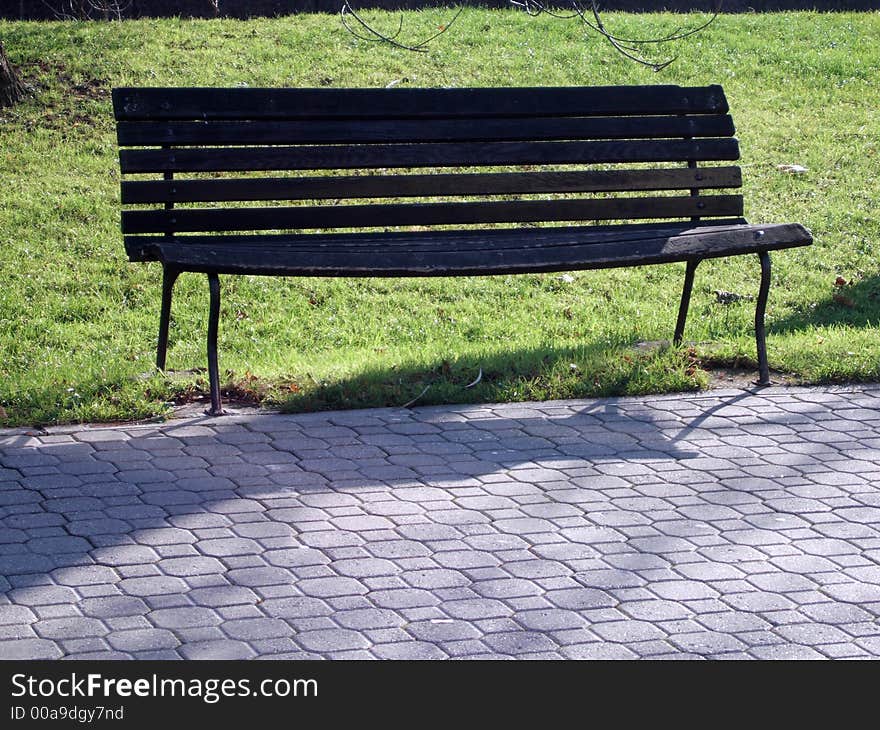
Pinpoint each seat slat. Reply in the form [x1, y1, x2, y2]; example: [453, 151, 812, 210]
[125, 220, 751, 259]
[121, 194, 745, 234]
[112, 85, 729, 121]
[129, 223, 813, 277]
[121, 167, 743, 204]
[116, 114, 735, 146]
[119, 139, 740, 174]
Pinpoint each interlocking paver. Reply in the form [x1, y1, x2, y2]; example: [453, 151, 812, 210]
[79, 596, 149, 618]
[5, 385, 880, 659]
[107, 629, 179, 652]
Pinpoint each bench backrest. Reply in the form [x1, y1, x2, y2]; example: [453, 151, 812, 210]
[112, 85, 744, 253]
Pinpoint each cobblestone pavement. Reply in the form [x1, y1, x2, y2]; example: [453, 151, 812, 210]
[2, 385, 880, 660]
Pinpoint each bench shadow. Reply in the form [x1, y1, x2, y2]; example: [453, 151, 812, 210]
[769, 274, 880, 334]
[263, 341, 703, 415]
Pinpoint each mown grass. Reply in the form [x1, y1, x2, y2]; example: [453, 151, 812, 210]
[0, 10, 878, 426]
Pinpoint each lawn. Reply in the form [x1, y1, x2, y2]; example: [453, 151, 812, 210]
[0, 10, 878, 426]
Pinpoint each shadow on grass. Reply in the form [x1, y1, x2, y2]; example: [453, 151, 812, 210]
[769, 275, 880, 334]
[224, 341, 708, 416]
[0, 340, 706, 428]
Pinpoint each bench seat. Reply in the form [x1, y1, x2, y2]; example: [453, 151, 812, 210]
[126, 221, 810, 277]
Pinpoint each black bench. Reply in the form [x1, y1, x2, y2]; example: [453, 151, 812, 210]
[112, 84, 812, 416]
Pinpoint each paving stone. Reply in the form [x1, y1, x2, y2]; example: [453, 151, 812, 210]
[592, 620, 666, 643]
[402, 569, 470, 590]
[118, 576, 189, 596]
[33, 617, 108, 640]
[823, 582, 880, 604]
[576, 569, 646, 590]
[561, 643, 639, 660]
[90, 545, 160, 565]
[441, 598, 513, 620]
[197, 537, 263, 556]
[618, 599, 691, 622]
[148, 607, 221, 629]
[696, 612, 770, 633]
[0, 605, 38, 624]
[650, 581, 719, 601]
[775, 623, 852, 645]
[179, 640, 257, 659]
[80, 596, 149, 618]
[545, 587, 617, 610]
[260, 596, 333, 618]
[159, 556, 227, 576]
[800, 602, 875, 624]
[34, 604, 81, 620]
[222, 618, 294, 640]
[748, 644, 827, 660]
[407, 620, 481, 642]
[513, 609, 587, 632]
[226, 567, 298, 588]
[27, 536, 92, 554]
[188, 586, 260, 608]
[335, 608, 406, 630]
[369, 588, 439, 609]
[8, 584, 79, 605]
[297, 576, 368, 598]
[108, 629, 180, 652]
[0, 638, 63, 659]
[371, 641, 448, 660]
[297, 628, 369, 653]
[52, 565, 119, 586]
[132, 528, 197, 546]
[670, 631, 748, 655]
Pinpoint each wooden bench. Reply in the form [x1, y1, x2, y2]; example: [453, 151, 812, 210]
[112, 84, 812, 416]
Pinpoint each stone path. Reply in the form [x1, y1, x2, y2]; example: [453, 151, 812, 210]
[2, 385, 880, 660]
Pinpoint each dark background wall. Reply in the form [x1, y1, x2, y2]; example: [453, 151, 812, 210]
[1, 0, 877, 20]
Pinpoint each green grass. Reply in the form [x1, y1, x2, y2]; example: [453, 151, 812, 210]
[1, 10, 879, 426]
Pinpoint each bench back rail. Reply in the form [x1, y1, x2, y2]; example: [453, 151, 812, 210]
[114, 85, 745, 254]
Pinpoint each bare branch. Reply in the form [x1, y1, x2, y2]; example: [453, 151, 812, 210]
[338, 0, 720, 70]
[576, 0, 722, 45]
[340, 2, 463, 54]
[569, 0, 709, 71]
[40, 0, 132, 21]
[510, 0, 581, 20]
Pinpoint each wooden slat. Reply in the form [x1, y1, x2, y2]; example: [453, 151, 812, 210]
[121, 195, 744, 234]
[125, 220, 750, 259]
[121, 167, 743, 204]
[125, 223, 812, 276]
[116, 114, 735, 146]
[119, 139, 740, 174]
[112, 85, 729, 122]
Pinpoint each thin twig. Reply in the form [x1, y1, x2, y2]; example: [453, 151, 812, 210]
[341, 2, 463, 54]
[580, 1, 677, 71]
[464, 368, 483, 389]
[509, 0, 722, 71]
[401, 384, 431, 408]
[510, 0, 582, 20]
[576, 0, 722, 45]
[339, 0, 720, 69]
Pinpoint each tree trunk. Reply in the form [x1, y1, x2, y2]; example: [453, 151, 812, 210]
[0, 40, 25, 108]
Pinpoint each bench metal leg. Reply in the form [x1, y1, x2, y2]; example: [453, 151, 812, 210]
[755, 250, 772, 386]
[673, 259, 700, 346]
[206, 272, 224, 416]
[156, 266, 180, 371]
